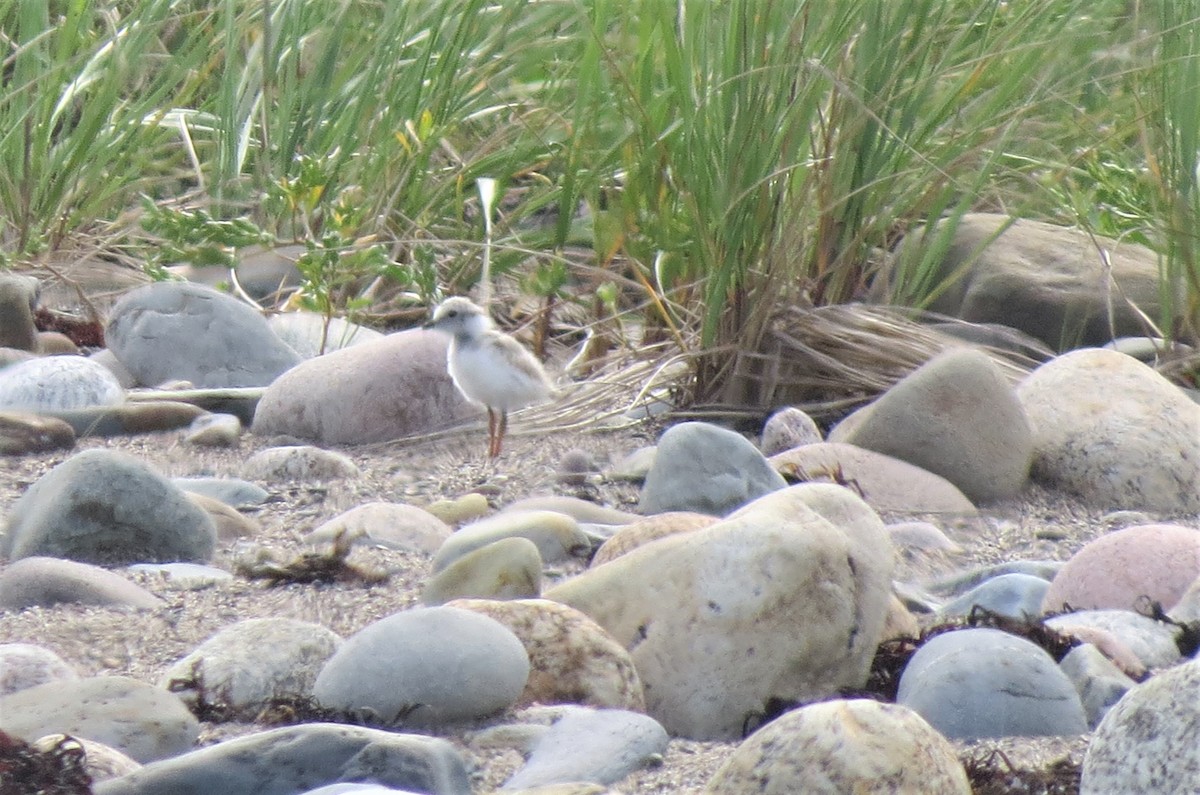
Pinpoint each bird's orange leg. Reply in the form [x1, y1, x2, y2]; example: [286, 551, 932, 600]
[486, 408, 499, 459]
[494, 411, 509, 457]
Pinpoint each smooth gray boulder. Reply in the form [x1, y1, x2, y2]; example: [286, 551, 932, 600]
[0, 557, 162, 610]
[93, 723, 471, 795]
[639, 422, 786, 516]
[0, 675, 198, 763]
[835, 348, 1032, 503]
[268, 312, 384, 358]
[0, 356, 125, 412]
[896, 628, 1087, 740]
[0, 448, 217, 564]
[105, 281, 301, 388]
[873, 213, 1184, 350]
[252, 328, 476, 445]
[313, 606, 529, 727]
[503, 707, 669, 789]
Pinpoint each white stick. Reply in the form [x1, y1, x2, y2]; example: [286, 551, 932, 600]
[477, 177, 498, 310]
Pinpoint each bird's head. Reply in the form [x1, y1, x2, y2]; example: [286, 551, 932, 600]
[423, 296, 491, 338]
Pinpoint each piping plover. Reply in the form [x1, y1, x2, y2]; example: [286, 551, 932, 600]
[424, 296, 553, 458]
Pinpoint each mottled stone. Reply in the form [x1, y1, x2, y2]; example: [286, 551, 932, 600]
[244, 445, 360, 482]
[590, 512, 718, 567]
[0, 643, 78, 696]
[306, 502, 452, 555]
[0, 355, 124, 412]
[705, 699, 969, 794]
[448, 598, 644, 711]
[759, 406, 823, 456]
[1082, 660, 1200, 794]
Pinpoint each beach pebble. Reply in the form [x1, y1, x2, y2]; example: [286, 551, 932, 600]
[172, 476, 270, 508]
[590, 512, 717, 567]
[501, 496, 640, 526]
[423, 538, 543, 605]
[0, 643, 79, 696]
[184, 412, 242, 447]
[0, 410, 75, 455]
[448, 598, 644, 711]
[432, 510, 590, 573]
[1082, 659, 1200, 794]
[1045, 610, 1182, 669]
[937, 573, 1051, 621]
[127, 562, 233, 591]
[186, 491, 260, 541]
[92, 723, 471, 795]
[45, 400, 208, 437]
[771, 442, 979, 516]
[105, 281, 301, 388]
[832, 348, 1033, 503]
[244, 445, 360, 481]
[252, 329, 476, 445]
[1059, 643, 1137, 729]
[887, 520, 962, 553]
[759, 406, 822, 456]
[927, 559, 1061, 597]
[548, 483, 893, 740]
[638, 421, 786, 516]
[607, 445, 656, 482]
[556, 449, 600, 485]
[33, 734, 140, 782]
[424, 492, 491, 525]
[0, 448, 217, 564]
[159, 618, 342, 717]
[0, 272, 39, 351]
[267, 311, 384, 358]
[312, 606, 529, 727]
[1017, 348, 1200, 513]
[705, 699, 970, 794]
[0, 355, 125, 413]
[0, 557, 163, 610]
[503, 707, 668, 790]
[1041, 523, 1200, 613]
[0, 675, 198, 763]
[896, 627, 1087, 740]
[306, 501, 451, 555]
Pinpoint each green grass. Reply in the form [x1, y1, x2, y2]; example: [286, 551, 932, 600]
[0, 0, 1197, 399]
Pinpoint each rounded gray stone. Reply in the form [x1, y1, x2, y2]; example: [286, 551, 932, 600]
[0, 643, 79, 696]
[0, 675, 199, 763]
[937, 573, 1051, 621]
[0, 448, 217, 564]
[0, 356, 124, 412]
[91, 723, 471, 795]
[105, 281, 301, 388]
[639, 422, 787, 516]
[0, 557, 162, 610]
[504, 707, 669, 789]
[313, 606, 529, 726]
[896, 627, 1087, 740]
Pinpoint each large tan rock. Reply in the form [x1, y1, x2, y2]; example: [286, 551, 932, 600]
[545, 483, 894, 740]
[705, 699, 970, 794]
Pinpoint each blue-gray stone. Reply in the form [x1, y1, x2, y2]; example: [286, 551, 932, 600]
[0, 449, 217, 564]
[313, 606, 529, 727]
[172, 476, 270, 508]
[0, 356, 123, 412]
[938, 573, 1051, 621]
[639, 422, 786, 516]
[93, 724, 471, 795]
[105, 281, 301, 388]
[503, 707, 669, 790]
[897, 627, 1087, 740]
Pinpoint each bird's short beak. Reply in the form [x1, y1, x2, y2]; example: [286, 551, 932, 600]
[422, 318, 435, 330]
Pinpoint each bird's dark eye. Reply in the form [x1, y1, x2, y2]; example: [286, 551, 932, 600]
[447, 310, 458, 318]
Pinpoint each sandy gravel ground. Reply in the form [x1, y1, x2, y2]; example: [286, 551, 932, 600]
[2, 420, 1198, 793]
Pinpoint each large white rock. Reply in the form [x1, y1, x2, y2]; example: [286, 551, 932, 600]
[1018, 348, 1200, 513]
[545, 483, 894, 740]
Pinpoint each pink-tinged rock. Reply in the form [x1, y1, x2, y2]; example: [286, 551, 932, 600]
[1042, 524, 1200, 614]
[252, 329, 478, 445]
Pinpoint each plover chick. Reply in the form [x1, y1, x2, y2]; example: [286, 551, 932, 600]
[424, 296, 554, 458]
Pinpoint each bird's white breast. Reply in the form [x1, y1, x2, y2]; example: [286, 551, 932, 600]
[448, 336, 550, 412]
